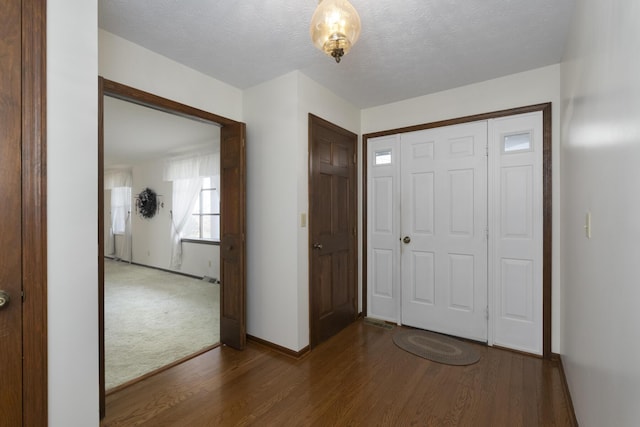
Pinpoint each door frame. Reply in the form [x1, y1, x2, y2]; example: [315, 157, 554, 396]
[362, 103, 552, 358]
[98, 78, 247, 417]
[21, 0, 48, 424]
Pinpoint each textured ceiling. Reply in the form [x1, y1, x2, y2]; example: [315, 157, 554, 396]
[99, 0, 576, 108]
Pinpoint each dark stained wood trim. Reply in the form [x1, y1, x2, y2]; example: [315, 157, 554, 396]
[102, 79, 233, 127]
[247, 335, 310, 359]
[492, 345, 544, 359]
[552, 353, 579, 427]
[362, 136, 368, 317]
[363, 103, 551, 139]
[105, 256, 217, 281]
[105, 343, 221, 396]
[219, 121, 247, 350]
[362, 102, 553, 358]
[126, 260, 213, 281]
[542, 103, 553, 359]
[22, 0, 48, 425]
[98, 76, 106, 419]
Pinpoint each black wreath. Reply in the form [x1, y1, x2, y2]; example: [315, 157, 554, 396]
[137, 188, 158, 219]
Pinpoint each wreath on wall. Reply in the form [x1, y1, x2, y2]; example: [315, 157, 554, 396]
[136, 187, 158, 219]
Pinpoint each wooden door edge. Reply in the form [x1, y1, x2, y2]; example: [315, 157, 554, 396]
[22, 0, 48, 424]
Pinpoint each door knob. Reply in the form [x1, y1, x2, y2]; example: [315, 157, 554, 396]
[312, 243, 323, 250]
[0, 290, 10, 308]
[402, 236, 411, 244]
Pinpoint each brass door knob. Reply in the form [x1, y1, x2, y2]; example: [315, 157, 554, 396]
[402, 236, 411, 244]
[0, 290, 10, 308]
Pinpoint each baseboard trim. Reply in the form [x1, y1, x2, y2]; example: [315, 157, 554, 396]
[491, 344, 544, 359]
[552, 352, 579, 427]
[247, 335, 310, 359]
[105, 343, 220, 396]
[104, 256, 209, 281]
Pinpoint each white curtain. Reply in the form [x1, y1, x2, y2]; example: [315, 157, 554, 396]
[111, 187, 132, 261]
[163, 152, 219, 181]
[105, 189, 115, 256]
[165, 152, 220, 268]
[169, 178, 201, 268]
[104, 169, 132, 189]
[104, 169, 132, 261]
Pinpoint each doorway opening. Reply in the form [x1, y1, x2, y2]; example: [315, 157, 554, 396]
[98, 78, 246, 418]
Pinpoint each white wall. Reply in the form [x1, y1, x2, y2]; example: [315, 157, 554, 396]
[297, 73, 361, 347]
[243, 71, 360, 351]
[130, 159, 173, 266]
[99, 30, 243, 121]
[129, 159, 220, 279]
[44, 26, 243, 427]
[99, 29, 238, 281]
[560, 0, 640, 425]
[244, 72, 301, 350]
[361, 65, 562, 353]
[48, 0, 99, 425]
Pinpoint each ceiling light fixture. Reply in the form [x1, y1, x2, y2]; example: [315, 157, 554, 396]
[309, 0, 361, 63]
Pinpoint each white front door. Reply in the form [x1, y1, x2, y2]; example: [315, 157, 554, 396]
[367, 135, 401, 323]
[366, 111, 544, 352]
[400, 122, 488, 341]
[489, 111, 543, 354]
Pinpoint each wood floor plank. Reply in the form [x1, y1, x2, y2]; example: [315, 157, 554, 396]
[102, 320, 572, 426]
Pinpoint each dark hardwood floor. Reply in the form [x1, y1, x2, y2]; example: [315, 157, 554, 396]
[102, 319, 573, 426]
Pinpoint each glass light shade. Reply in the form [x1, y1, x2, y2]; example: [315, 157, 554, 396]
[309, 0, 361, 63]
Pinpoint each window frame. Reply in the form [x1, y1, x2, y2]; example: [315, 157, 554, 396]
[184, 177, 220, 243]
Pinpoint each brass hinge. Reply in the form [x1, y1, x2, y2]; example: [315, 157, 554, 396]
[353, 152, 357, 164]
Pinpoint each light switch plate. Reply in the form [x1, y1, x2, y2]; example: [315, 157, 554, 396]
[585, 211, 591, 239]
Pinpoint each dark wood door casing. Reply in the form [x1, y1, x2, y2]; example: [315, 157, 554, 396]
[220, 122, 247, 350]
[98, 78, 247, 417]
[309, 114, 358, 348]
[0, 0, 24, 423]
[0, 0, 47, 425]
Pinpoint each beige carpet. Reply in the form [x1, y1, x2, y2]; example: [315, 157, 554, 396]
[105, 259, 220, 390]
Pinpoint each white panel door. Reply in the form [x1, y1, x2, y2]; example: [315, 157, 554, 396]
[489, 112, 543, 354]
[366, 135, 401, 322]
[400, 122, 488, 341]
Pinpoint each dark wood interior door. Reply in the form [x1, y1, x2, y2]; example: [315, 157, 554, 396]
[0, 0, 23, 423]
[309, 114, 358, 348]
[220, 122, 247, 350]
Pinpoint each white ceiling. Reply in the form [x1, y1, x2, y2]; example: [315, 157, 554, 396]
[104, 96, 220, 168]
[98, 0, 576, 109]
